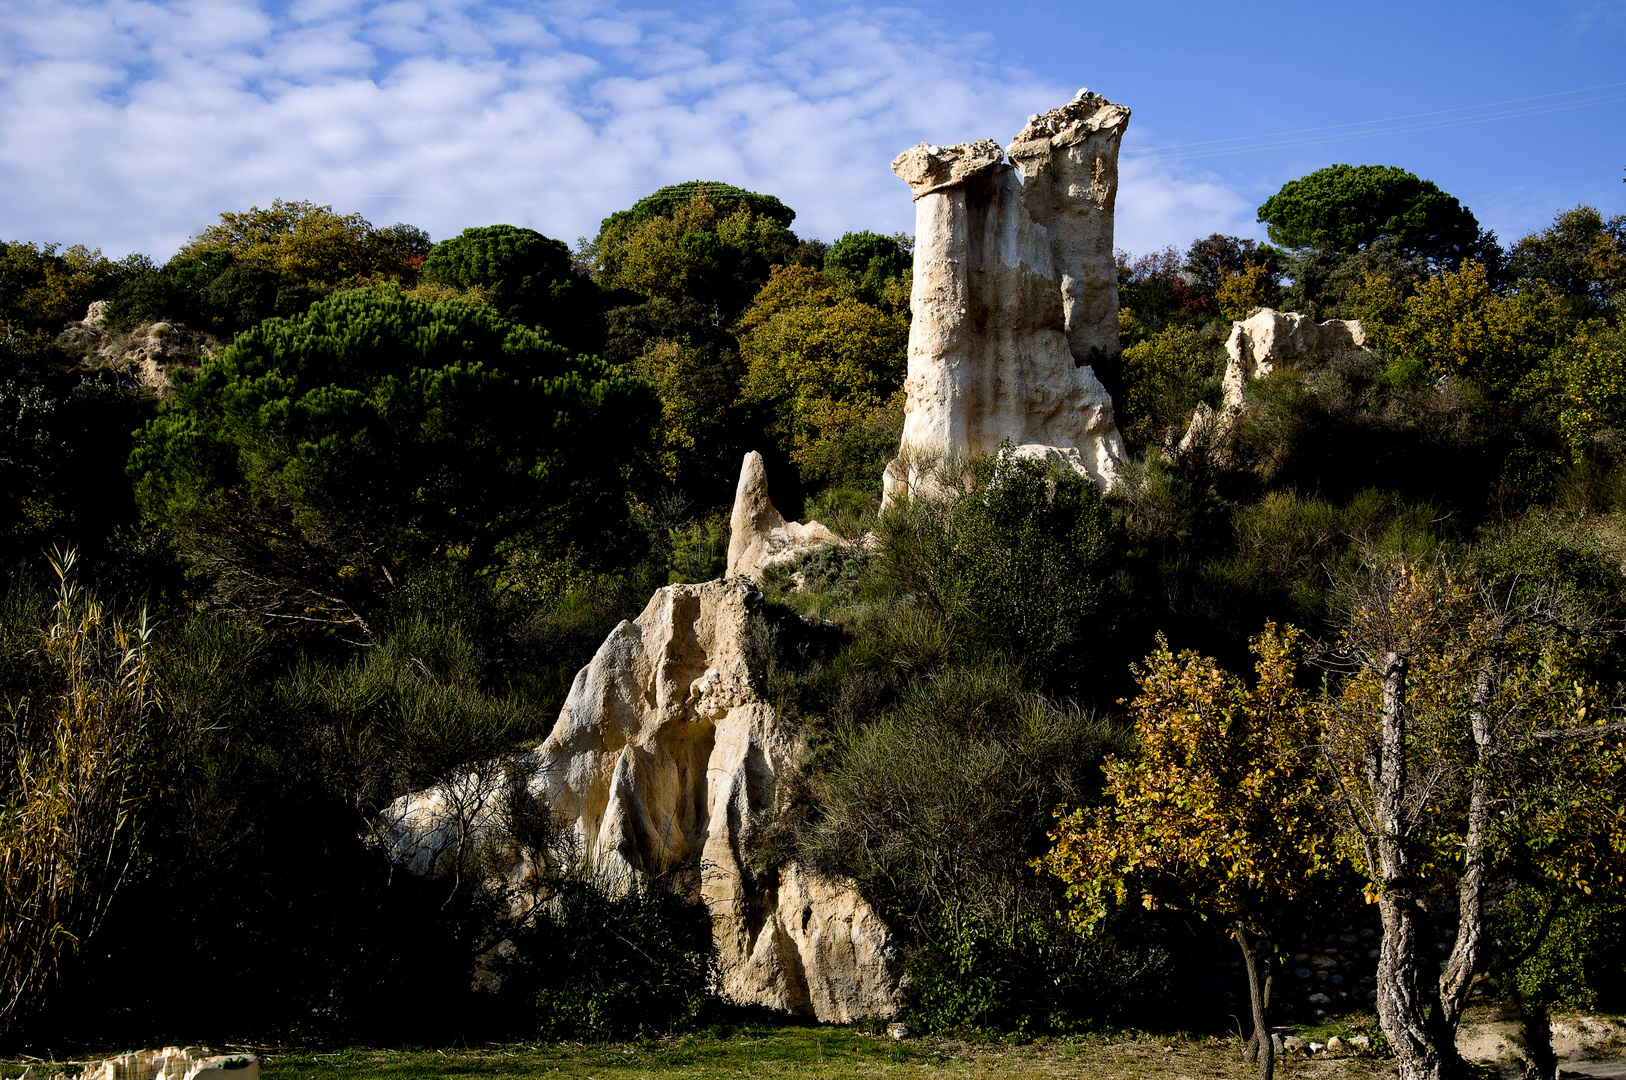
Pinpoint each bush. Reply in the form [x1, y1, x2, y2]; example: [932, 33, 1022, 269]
[877, 452, 1120, 686]
[1117, 325, 1223, 451]
[513, 875, 718, 1040]
[0, 553, 169, 1039]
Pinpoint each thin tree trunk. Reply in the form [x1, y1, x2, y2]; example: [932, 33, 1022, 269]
[1371, 651, 1445, 1080]
[1236, 924, 1275, 1080]
[1434, 649, 1502, 1077]
[1516, 993, 1557, 1080]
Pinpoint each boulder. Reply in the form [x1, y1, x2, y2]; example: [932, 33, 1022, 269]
[882, 92, 1131, 504]
[725, 451, 840, 580]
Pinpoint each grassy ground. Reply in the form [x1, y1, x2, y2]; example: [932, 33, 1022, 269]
[259, 1028, 1395, 1080]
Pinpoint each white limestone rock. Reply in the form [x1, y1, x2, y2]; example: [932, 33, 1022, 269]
[1007, 88, 1132, 362]
[382, 574, 901, 1022]
[530, 577, 900, 1021]
[883, 107, 1128, 504]
[1174, 308, 1369, 457]
[1222, 308, 1368, 409]
[725, 451, 839, 581]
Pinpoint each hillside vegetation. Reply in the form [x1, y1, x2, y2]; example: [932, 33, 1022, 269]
[1, 174, 1624, 1078]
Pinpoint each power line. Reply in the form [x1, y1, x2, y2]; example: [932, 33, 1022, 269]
[1123, 82, 1626, 164]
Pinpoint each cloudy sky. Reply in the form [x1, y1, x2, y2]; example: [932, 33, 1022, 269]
[1, 0, 1622, 260]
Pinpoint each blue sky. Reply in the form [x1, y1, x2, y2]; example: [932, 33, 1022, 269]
[1, 0, 1622, 261]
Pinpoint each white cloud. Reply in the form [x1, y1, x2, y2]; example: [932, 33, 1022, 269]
[0, 0, 1257, 259]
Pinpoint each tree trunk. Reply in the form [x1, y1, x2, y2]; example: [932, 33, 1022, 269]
[1516, 994, 1558, 1080]
[1236, 924, 1275, 1080]
[1370, 651, 1446, 1080]
[1433, 649, 1502, 1077]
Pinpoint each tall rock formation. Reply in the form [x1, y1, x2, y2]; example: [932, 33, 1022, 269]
[1007, 90, 1131, 363]
[726, 451, 839, 580]
[882, 91, 1129, 503]
[381, 455, 897, 1022]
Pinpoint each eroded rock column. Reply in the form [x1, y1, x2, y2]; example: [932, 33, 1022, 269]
[1007, 89, 1131, 363]
[884, 111, 1126, 501]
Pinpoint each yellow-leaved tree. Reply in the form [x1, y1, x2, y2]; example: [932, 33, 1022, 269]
[738, 265, 908, 468]
[1041, 624, 1335, 1080]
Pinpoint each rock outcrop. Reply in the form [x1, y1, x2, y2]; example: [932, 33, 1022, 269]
[57, 304, 217, 391]
[1007, 90, 1131, 363]
[531, 576, 898, 1019]
[1177, 308, 1370, 456]
[383, 456, 898, 1023]
[1221, 308, 1367, 410]
[725, 451, 840, 580]
[882, 90, 1129, 503]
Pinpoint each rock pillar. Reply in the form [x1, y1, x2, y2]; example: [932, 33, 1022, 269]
[1007, 89, 1131, 363]
[883, 98, 1128, 502]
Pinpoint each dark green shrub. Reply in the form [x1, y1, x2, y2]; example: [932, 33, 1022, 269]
[514, 875, 718, 1040]
[877, 452, 1120, 686]
[823, 231, 910, 304]
[421, 225, 599, 352]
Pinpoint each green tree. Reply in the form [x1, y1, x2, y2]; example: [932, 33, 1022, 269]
[628, 336, 747, 497]
[1385, 260, 1563, 397]
[738, 265, 908, 468]
[1041, 624, 1335, 1080]
[599, 180, 795, 232]
[592, 190, 800, 322]
[1117, 325, 1221, 449]
[823, 230, 912, 306]
[421, 225, 598, 351]
[0, 242, 125, 331]
[1550, 320, 1626, 460]
[175, 199, 422, 289]
[128, 289, 656, 637]
[1507, 205, 1626, 316]
[1319, 551, 1625, 1080]
[1257, 164, 1489, 267]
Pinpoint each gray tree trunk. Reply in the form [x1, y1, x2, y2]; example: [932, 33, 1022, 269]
[1370, 651, 1447, 1080]
[1236, 924, 1275, 1080]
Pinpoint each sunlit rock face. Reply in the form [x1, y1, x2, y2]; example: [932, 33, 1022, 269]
[1222, 308, 1368, 409]
[882, 91, 1129, 504]
[383, 456, 898, 1023]
[725, 450, 839, 581]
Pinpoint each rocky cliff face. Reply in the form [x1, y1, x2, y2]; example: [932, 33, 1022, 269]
[882, 91, 1128, 503]
[1221, 308, 1367, 410]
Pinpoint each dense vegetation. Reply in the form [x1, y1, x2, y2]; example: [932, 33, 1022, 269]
[1, 170, 1624, 1078]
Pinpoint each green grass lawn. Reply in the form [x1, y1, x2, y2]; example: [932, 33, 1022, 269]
[260, 1028, 1391, 1080]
